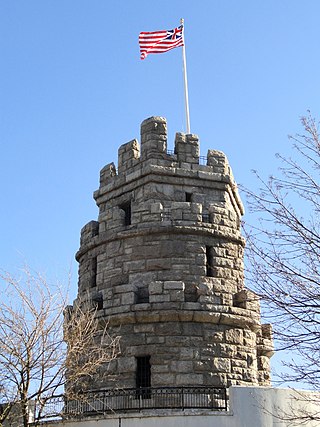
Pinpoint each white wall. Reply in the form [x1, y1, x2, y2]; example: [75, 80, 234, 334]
[44, 386, 320, 427]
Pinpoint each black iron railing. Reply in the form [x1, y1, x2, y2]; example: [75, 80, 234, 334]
[36, 387, 227, 420]
[166, 150, 208, 166]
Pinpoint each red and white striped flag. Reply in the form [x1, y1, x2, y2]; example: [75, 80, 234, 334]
[139, 25, 184, 60]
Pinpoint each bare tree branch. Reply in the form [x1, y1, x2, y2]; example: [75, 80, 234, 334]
[240, 113, 320, 420]
[0, 267, 120, 427]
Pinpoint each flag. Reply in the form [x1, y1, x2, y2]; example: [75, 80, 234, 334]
[139, 25, 184, 60]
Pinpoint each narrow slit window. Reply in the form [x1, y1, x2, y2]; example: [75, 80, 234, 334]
[135, 288, 149, 304]
[206, 246, 214, 277]
[92, 293, 103, 310]
[120, 202, 131, 226]
[90, 257, 97, 288]
[136, 356, 151, 398]
[185, 192, 192, 202]
[202, 213, 210, 223]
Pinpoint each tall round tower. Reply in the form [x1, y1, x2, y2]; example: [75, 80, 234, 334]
[74, 117, 273, 398]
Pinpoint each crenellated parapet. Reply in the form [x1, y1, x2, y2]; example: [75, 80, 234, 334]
[73, 117, 273, 393]
[90, 117, 243, 246]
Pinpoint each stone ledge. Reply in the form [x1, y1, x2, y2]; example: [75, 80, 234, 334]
[105, 308, 262, 331]
[94, 161, 235, 202]
[75, 224, 245, 261]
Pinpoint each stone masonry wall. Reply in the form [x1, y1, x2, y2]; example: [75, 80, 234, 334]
[73, 117, 273, 392]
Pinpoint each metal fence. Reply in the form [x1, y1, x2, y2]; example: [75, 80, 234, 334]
[166, 150, 208, 166]
[36, 387, 227, 420]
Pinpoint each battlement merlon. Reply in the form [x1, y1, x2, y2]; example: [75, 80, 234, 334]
[94, 117, 244, 215]
[80, 220, 99, 246]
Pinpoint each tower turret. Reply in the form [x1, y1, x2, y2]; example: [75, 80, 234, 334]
[74, 117, 273, 393]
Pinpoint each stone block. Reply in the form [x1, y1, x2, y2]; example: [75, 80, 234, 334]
[172, 263, 190, 271]
[121, 292, 135, 305]
[151, 364, 170, 373]
[163, 281, 185, 290]
[242, 368, 257, 382]
[182, 323, 203, 336]
[146, 336, 165, 344]
[193, 311, 221, 324]
[225, 328, 244, 345]
[99, 163, 117, 186]
[170, 361, 193, 373]
[231, 366, 243, 375]
[149, 281, 163, 295]
[150, 202, 163, 213]
[146, 258, 170, 270]
[156, 322, 182, 336]
[152, 373, 176, 385]
[218, 343, 236, 358]
[126, 169, 142, 182]
[107, 305, 131, 315]
[133, 324, 155, 333]
[171, 210, 183, 220]
[152, 302, 180, 311]
[182, 212, 200, 222]
[235, 350, 249, 361]
[197, 283, 209, 296]
[232, 359, 248, 369]
[193, 361, 210, 372]
[171, 201, 189, 210]
[170, 289, 185, 302]
[113, 284, 132, 294]
[178, 311, 194, 321]
[212, 357, 231, 372]
[258, 355, 271, 371]
[119, 333, 146, 347]
[180, 348, 194, 359]
[176, 374, 203, 385]
[205, 373, 227, 387]
[108, 273, 129, 287]
[117, 356, 136, 373]
[149, 294, 170, 303]
[262, 323, 273, 339]
[183, 302, 201, 311]
[191, 203, 202, 214]
[108, 312, 135, 326]
[135, 312, 160, 323]
[205, 331, 224, 343]
[123, 260, 146, 273]
[131, 303, 151, 311]
[199, 295, 221, 305]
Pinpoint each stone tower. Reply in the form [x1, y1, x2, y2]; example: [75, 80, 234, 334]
[74, 117, 273, 393]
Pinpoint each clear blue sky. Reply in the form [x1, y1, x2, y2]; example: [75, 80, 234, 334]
[1, 2, 319, 304]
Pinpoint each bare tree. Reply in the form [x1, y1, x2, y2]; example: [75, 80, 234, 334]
[241, 114, 320, 396]
[0, 267, 120, 427]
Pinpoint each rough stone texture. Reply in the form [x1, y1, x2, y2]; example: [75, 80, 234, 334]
[71, 117, 273, 391]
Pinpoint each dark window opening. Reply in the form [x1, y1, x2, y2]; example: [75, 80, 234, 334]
[185, 288, 198, 302]
[91, 222, 99, 237]
[120, 202, 131, 226]
[233, 291, 246, 309]
[206, 246, 214, 277]
[92, 293, 103, 310]
[202, 213, 210, 223]
[185, 192, 192, 202]
[233, 296, 245, 308]
[135, 288, 149, 304]
[90, 257, 97, 288]
[136, 356, 151, 398]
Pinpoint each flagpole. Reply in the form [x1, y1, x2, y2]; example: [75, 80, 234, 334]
[181, 18, 191, 134]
